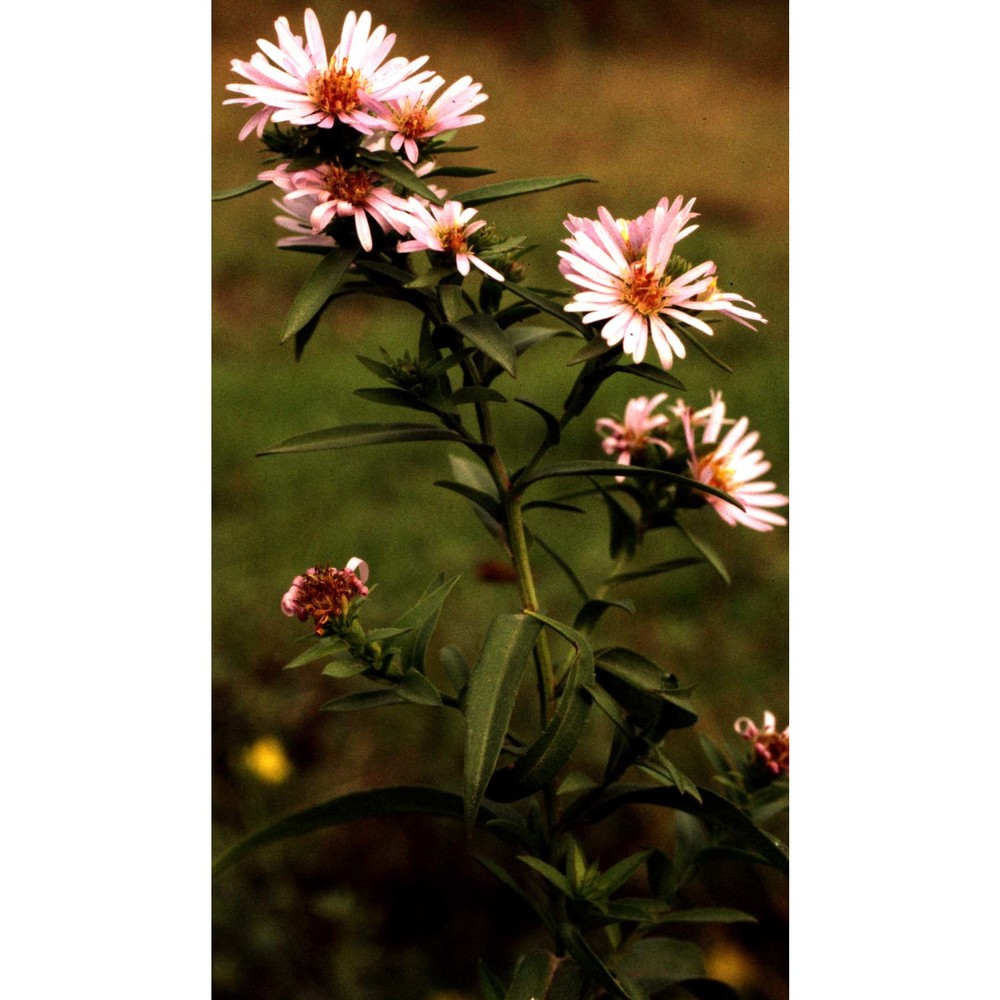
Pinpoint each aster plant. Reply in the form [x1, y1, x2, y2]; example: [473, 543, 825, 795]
[214, 7, 788, 999]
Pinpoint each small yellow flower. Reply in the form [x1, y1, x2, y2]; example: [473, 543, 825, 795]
[242, 736, 293, 785]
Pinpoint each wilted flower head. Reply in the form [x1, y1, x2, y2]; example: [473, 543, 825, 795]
[559, 197, 765, 370]
[595, 393, 673, 480]
[676, 391, 788, 532]
[281, 558, 370, 634]
[734, 711, 789, 776]
[397, 199, 505, 281]
[381, 74, 488, 163]
[226, 8, 431, 138]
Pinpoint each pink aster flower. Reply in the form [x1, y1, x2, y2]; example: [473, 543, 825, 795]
[272, 190, 338, 250]
[397, 199, 505, 281]
[380, 74, 488, 163]
[676, 392, 788, 532]
[226, 8, 431, 138]
[281, 558, 370, 635]
[734, 711, 789, 776]
[276, 161, 412, 252]
[595, 393, 673, 480]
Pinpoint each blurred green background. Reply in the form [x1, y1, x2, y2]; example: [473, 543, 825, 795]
[212, 2, 788, 997]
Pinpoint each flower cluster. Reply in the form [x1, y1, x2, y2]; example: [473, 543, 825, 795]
[595, 390, 788, 531]
[560, 197, 765, 371]
[226, 8, 501, 277]
[734, 711, 789, 777]
[281, 558, 370, 635]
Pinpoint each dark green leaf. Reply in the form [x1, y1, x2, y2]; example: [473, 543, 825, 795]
[488, 613, 595, 802]
[568, 337, 617, 365]
[355, 354, 396, 381]
[392, 575, 461, 675]
[441, 314, 517, 377]
[365, 626, 415, 646]
[397, 669, 444, 706]
[478, 961, 507, 1000]
[518, 856, 574, 897]
[351, 259, 415, 286]
[464, 614, 544, 830]
[424, 164, 497, 178]
[607, 557, 703, 584]
[506, 950, 555, 1000]
[637, 757, 702, 803]
[459, 174, 597, 206]
[211, 178, 271, 201]
[658, 908, 756, 924]
[591, 850, 654, 897]
[357, 149, 444, 204]
[452, 386, 508, 405]
[515, 398, 561, 445]
[508, 324, 568, 353]
[676, 328, 735, 373]
[279, 249, 357, 344]
[591, 477, 638, 559]
[560, 924, 640, 1000]
[503, 284, 588, 334]
[581, 360, 686, 392]
[405, 265, 457, 289]
[213, 786, 521, 877]
[448, 454, 507, 546]
[522, 500, 585, 515]
[518, 462, 743, 510]
[673, 514, 731, 585]
[434, 480, 505, 521]
[257, 422, 487, 456]
[437, 283, 467, 323]
[322, 690, 406, 712]
[617, 937, 706, 987]
[698, 734, 734, 776]
[441, 644, 470, 695]
[320, 656, 372, 679]
[573, 598, 635, 635]
[354, 386, 438, 413]
[284, 637, 347, 670]
[532, 536, 589, 603]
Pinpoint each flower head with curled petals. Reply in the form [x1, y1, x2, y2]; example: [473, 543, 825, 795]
[226, 8, 431, 138]
[380, 74, 488, 163]
[595, 393, 673, 481]
[281, 558, 370, 635]
[734, 711, 789, 776]
[676, 391, 788, 532]
[397, 199, 505, 281]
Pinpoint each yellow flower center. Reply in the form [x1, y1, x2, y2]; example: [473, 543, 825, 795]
[308, 59, 363, 116]
[702, 452, 740, 493]
[437, 224, 469, 254]
[695, 277, 719, 303]
[322, 164, 375, 206]
[392, 102, 433, 139]
[623, 261, 667, 316]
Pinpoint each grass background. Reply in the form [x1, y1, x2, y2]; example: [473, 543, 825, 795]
[212, 2, 788, 997]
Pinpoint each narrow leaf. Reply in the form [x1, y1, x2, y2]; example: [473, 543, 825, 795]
[424, 164, 496, 178]
[677, 328, 735, 373]
[517, 856, 574, 897]
[322, 690, 405, 712]
[441, 644, 470, 694]
[673, 514, 731, 585]
[657, 907, 757, 924]
[279, 249, 357, 344]
[452, 386, 508, 405]
[434, 480, 504, 521]
[397, 669, 444, 706]
[354, 387, 437, 413]
[358, 149, 444, 204]
[560, 923, 640, 1000]
[515, 397, 561, 445]
[573, 598, 635, 635]
[506, 950, 556, 1000]
[284, 637, 346, 670]
[503, 283, 588, 334]
[392, 575, 461, 675]
[532, 536, 589, 603]
[568, 337, 616, 365]
[442, 314, 517, 377]
[464, 614, 544, 830]
[592, 849, 654, 897]
[607, 557, 703, 584]
[211, 178, 270, 201]
[258, 422, 485, 456]
[459, 174, 597, 206]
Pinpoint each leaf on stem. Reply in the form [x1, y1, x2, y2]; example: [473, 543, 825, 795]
[258, 422, 491, 456]
[458, 174, 596, 206]
[502, 284, 589, 334]
[463, 613, 544, 831]
[392, 574, 461, 675]
[439, 314, 517, 377]
[673, 514, 731, 586]
[357, 149, 444, 204]
[211, 178, 271, 201]
[606, 557, 704, 585]
[279, 248, 358, 344]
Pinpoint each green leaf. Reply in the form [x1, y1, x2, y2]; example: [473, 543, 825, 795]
[448, 454, 507, 546]
[517, 856, 574, 897]
[594, 647, 697, 723]
[532, 536, 589, 603]
[478, 961, 507, 1000]
[515, 398, 561, 445]
[657, 907, 757, 924]
[434, 480, 505, 522]
[673, 514, 731, 585]
[284, 637, 347, 670]
[488, 613, 595, 802]
[508, 324, 569, 353]
[322, 690, 406, 712]
[451, 386, 509, 405]
[424, 164, 497, 178]
[440, 644, 470, 694]
[505, 950, 555, 1000]
[213, 785, 517, 877]
[614, 361, 688, 391]
[637, 757, 703, 803]
[591, 849, 654, 898]
[257, 422, 487, 456]
[522, 500, 585, 515]
[560, 923, 640, 1000]
[320, 656, 372, 679]
[357, 149, 444, 204]
[354, 386, 438, 413]
[616, 937, 706, 987]
[396, 669, 444, 706]
[392, 575, 461, 674]
[365, 626, 415, 646]
[211, 178, 271, 201]
[355, 354, 396, 381]
[351, 259, 415, 286]
[279, 249, 357, 344]
[517, 462, 743, 510]
[676, 328, 735, 373]
[437, 283, 467, 323]
[567, 337, 617, 365]
[405, 265, 457, 289]
[573, 598, 635, 635]
[441, 314, 517, 377]
[502, 284, 589, 334]
[591, 477, 638, 559]
[464, 613, 544, 830]
[698, 734, 734, 776]
[607, 557, 703, 585]
[459, 174, 596, 206]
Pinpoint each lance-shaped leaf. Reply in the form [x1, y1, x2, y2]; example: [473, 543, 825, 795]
[322, 689, 407, 712]
[424, 164, 497, 178]
[516, 461, 744, 511]
[391, 574, 461, 674]
[439, 314, 517, 377]
[560, 923, 641, 1000]
[505, 949, 557, 1000]
[353, 386, 441, 414]
[673, 514, 731, 585]
[459, 174, 596, 206]
[474, 855, 559, 936]
[503, 283, 589, 334]
[257, 422, 489, 456]
[212, 785, 516, 877]
[616, 937, 706, 988]
[515, 398, 561, 445]
[211, 178, 271, 201]
[573, 598, 635, 635]
[583, 360, 686, 392]
[434, 480, 505, 523]
[487, 613, 595, 802]
[532, 536, 589, 603]
[562, 784, 789, 875]
[677, 328, 735, 373]
[606, 557, 704, 585]
[463, 613, 544, 831]
[357, 149, 444, 204]
[279, 248, 357, 344]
